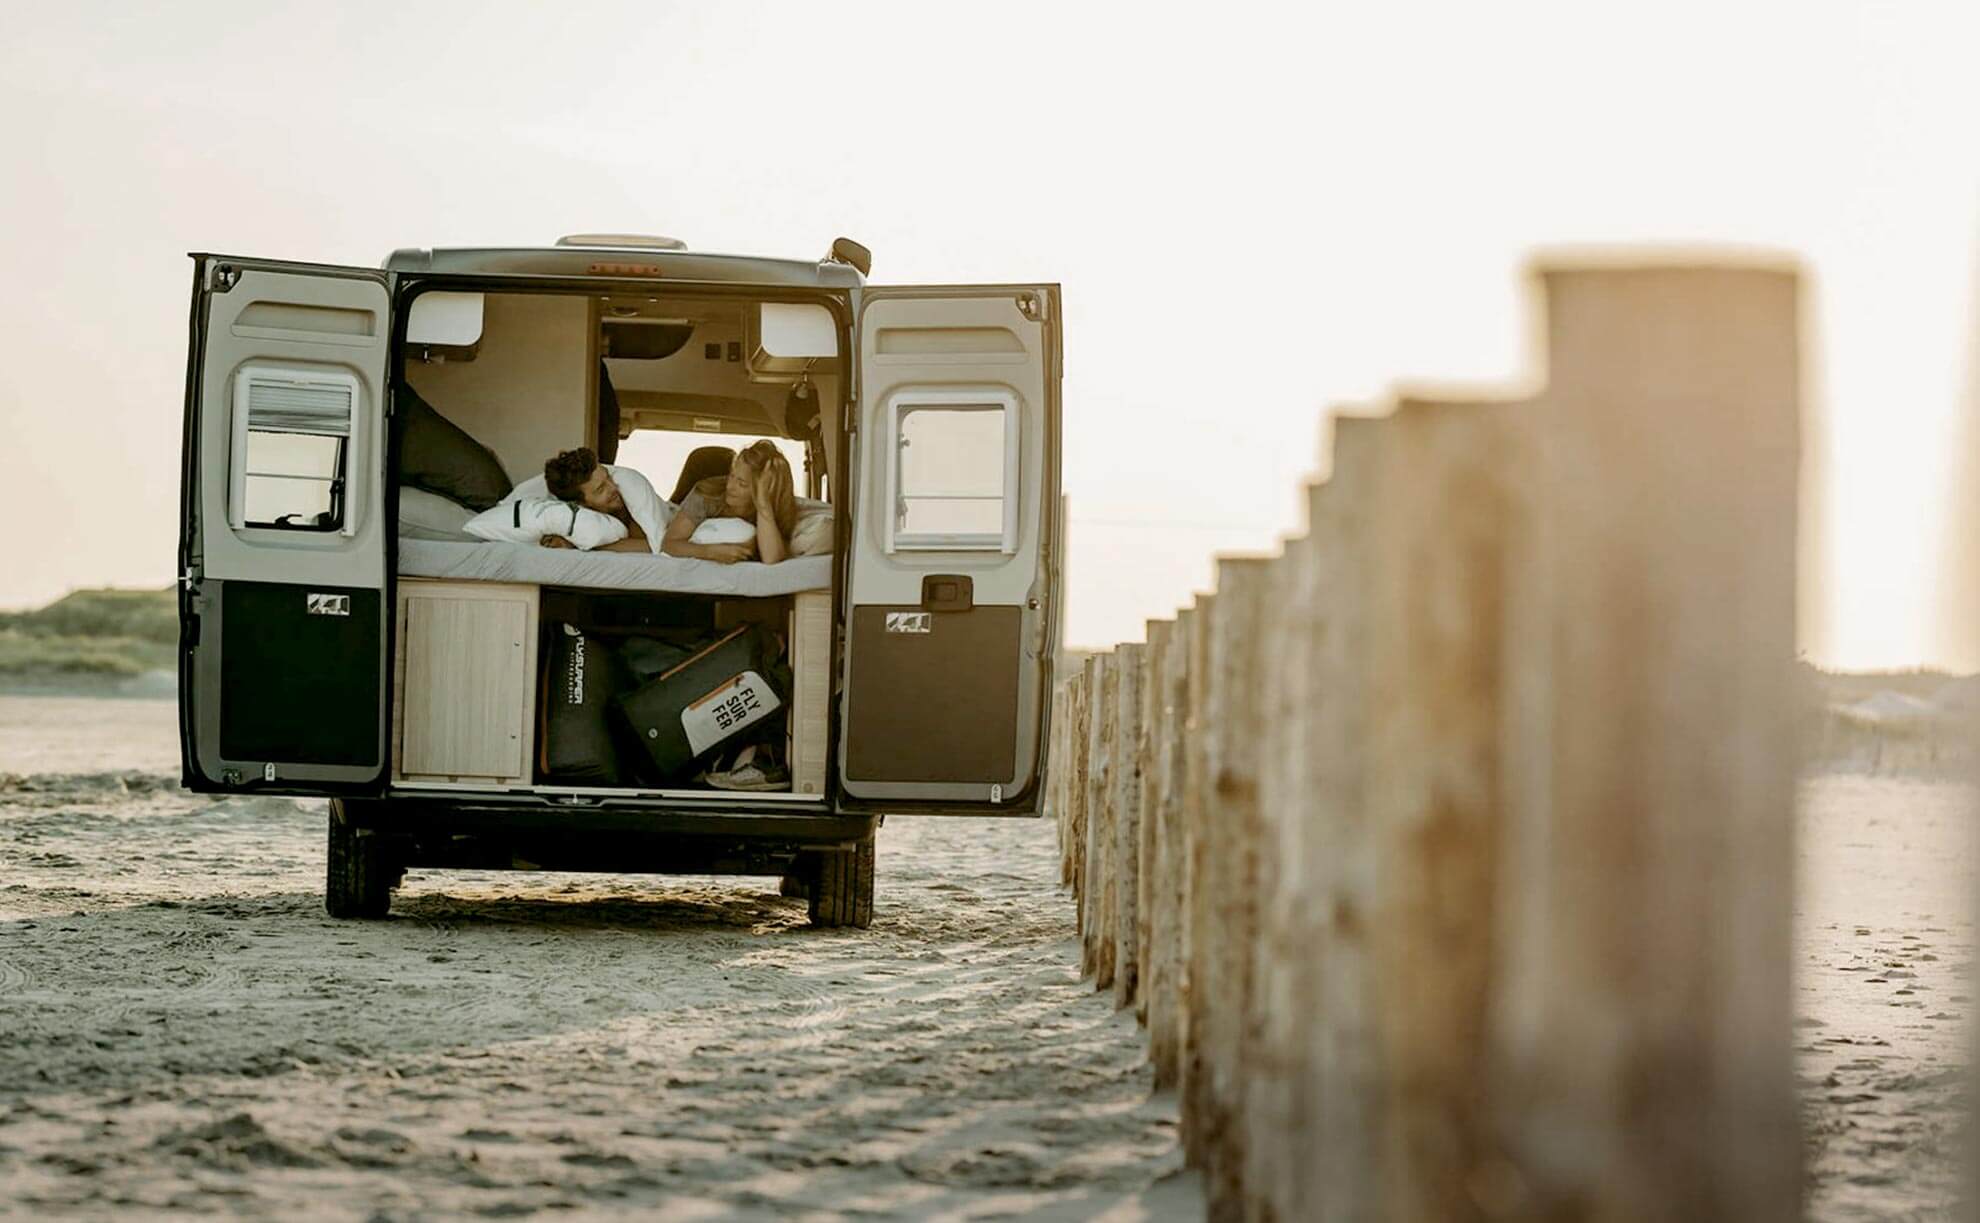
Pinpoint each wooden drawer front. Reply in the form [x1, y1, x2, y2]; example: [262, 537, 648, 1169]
[401, 594, 530, 780]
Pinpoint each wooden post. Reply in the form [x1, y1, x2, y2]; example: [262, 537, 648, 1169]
[1071, 657, 1097, 942]
[1179, 594, 1216, 1167]
[1052, 682, 1072, 888]
[1202, 556, 1273, 1220]
[1085, 653, 1116, 977]
[1113, 641, 1147, 1011]
[1489, 263, 1802, 1221]
[1084, 651, 1117, 988]
[1150, 610, 1191, 1089]
[1362, 398, 1526, 1221]
[1244, 496, 1321, 1222]
[1296, 415, 1392, 1219]
[1137, 620, 1175, 1029]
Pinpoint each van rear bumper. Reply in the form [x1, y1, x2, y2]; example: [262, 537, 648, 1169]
[359, 796, 879, 878]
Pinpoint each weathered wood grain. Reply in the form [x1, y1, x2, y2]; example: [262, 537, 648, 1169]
[1149, 610, 1192, 1089]
[1084, 652, 1117, 989]
[1137, 620, 1174, 1030]
[1489, 263, 1802, 1222]
[1113, 641, 1146, 1011]
[1179, 595, 1215, 1169]
[1203, 556, 1272, 1221]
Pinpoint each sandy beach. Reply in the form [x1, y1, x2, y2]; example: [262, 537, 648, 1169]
[0, 692, 1971, 1218]
[0, 695, 1196, 1219]
[1798, 774, 1973, 1220]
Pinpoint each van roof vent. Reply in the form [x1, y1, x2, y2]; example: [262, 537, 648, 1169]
[556, 233, 687, 250]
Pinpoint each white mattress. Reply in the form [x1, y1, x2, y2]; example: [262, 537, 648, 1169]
[398, 539, 832, 597]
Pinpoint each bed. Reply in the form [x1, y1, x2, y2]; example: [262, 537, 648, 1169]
[398, 539, 832, 597]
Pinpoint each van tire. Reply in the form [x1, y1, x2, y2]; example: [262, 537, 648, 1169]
[325, 799, 394, 920]
[806, 838, 875, 929]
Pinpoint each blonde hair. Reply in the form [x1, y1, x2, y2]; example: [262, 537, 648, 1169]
[697, 441, 798, 535]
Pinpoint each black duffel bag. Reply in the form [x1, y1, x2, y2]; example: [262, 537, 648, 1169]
[611, 624, 788, 785]
[540, 623, 634, 784]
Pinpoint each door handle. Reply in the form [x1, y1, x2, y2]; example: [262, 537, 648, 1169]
[921, 575, 973, 612]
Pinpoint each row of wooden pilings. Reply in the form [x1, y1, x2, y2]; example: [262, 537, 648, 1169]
[1048, 261, 1805, 1221]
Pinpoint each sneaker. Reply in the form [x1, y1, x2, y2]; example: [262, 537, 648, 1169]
[705, 759, 791, 791]
[702, 744, 791, 792]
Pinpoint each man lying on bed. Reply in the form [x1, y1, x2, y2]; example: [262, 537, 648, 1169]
[536, 448, 671, 554]
[660, 440, 800, 565]
[538, 441, 798, 564]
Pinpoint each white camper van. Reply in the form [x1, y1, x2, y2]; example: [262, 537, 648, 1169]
[177, 235, 1062, 928]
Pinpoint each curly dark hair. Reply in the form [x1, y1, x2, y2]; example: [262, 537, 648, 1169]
[544, 447, 599, 502]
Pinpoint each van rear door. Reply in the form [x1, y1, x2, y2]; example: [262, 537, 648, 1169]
[840, 285, 1062, 814]
[178, 256, 393, 794]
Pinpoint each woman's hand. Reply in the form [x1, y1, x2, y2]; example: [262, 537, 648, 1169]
[752, 460, 792, 565]
[702, 542, 756, 564]
[754, 460, 791, 510]
[540, 535, 574, 549]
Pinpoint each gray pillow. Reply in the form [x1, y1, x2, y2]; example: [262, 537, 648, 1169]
[397, 486, 476, 541]
[395, 383, 511, 510]
[789, 508, 834, 556]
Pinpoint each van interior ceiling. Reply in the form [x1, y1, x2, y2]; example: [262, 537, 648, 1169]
[390, 288, 844, 802]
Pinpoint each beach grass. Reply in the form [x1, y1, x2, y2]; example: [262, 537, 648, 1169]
[0, 588, 176, 678]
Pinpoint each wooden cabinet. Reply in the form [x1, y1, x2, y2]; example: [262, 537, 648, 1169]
[390, 580, 827, 798]
[393, 580, 538, 785]
[787, 590, 831, 797]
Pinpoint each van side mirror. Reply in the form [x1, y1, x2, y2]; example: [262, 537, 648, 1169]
[826, 237, 872, 277]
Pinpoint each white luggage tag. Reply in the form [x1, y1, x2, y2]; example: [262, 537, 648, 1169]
[680, 671, 784, 757]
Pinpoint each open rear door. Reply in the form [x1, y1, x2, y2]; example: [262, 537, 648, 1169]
[179, 255, 393, 794]
[840, 285, 1062, 813]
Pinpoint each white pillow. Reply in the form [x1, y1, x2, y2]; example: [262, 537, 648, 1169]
[503, 464, 671, 554]
[789, 508, 834, 556]
[688, 516, 758, 546]
[464, 497, 628, 550]
[397, 486, 475, 541]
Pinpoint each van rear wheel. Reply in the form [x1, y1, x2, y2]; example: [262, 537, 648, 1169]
[806, 838, 875, 929]
[325, 798, 395, 920]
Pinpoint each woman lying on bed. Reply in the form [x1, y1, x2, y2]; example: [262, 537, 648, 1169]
[662, 440, 800, 564]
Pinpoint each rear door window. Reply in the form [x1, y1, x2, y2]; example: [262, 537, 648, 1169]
[888, 392, 1018, 552]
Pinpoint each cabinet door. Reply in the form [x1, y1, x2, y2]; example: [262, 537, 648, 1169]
[401, 592, 532, 781]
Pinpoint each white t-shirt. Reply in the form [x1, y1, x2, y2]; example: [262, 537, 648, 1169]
[501, 464, 672, 554]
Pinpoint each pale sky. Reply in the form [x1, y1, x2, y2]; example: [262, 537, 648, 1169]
[2, 1, 1976, 669]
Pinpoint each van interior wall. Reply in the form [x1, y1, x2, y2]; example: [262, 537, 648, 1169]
[404, 293, 597, 487]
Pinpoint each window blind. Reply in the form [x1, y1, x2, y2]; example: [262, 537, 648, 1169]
[245, 377, 352, 436]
